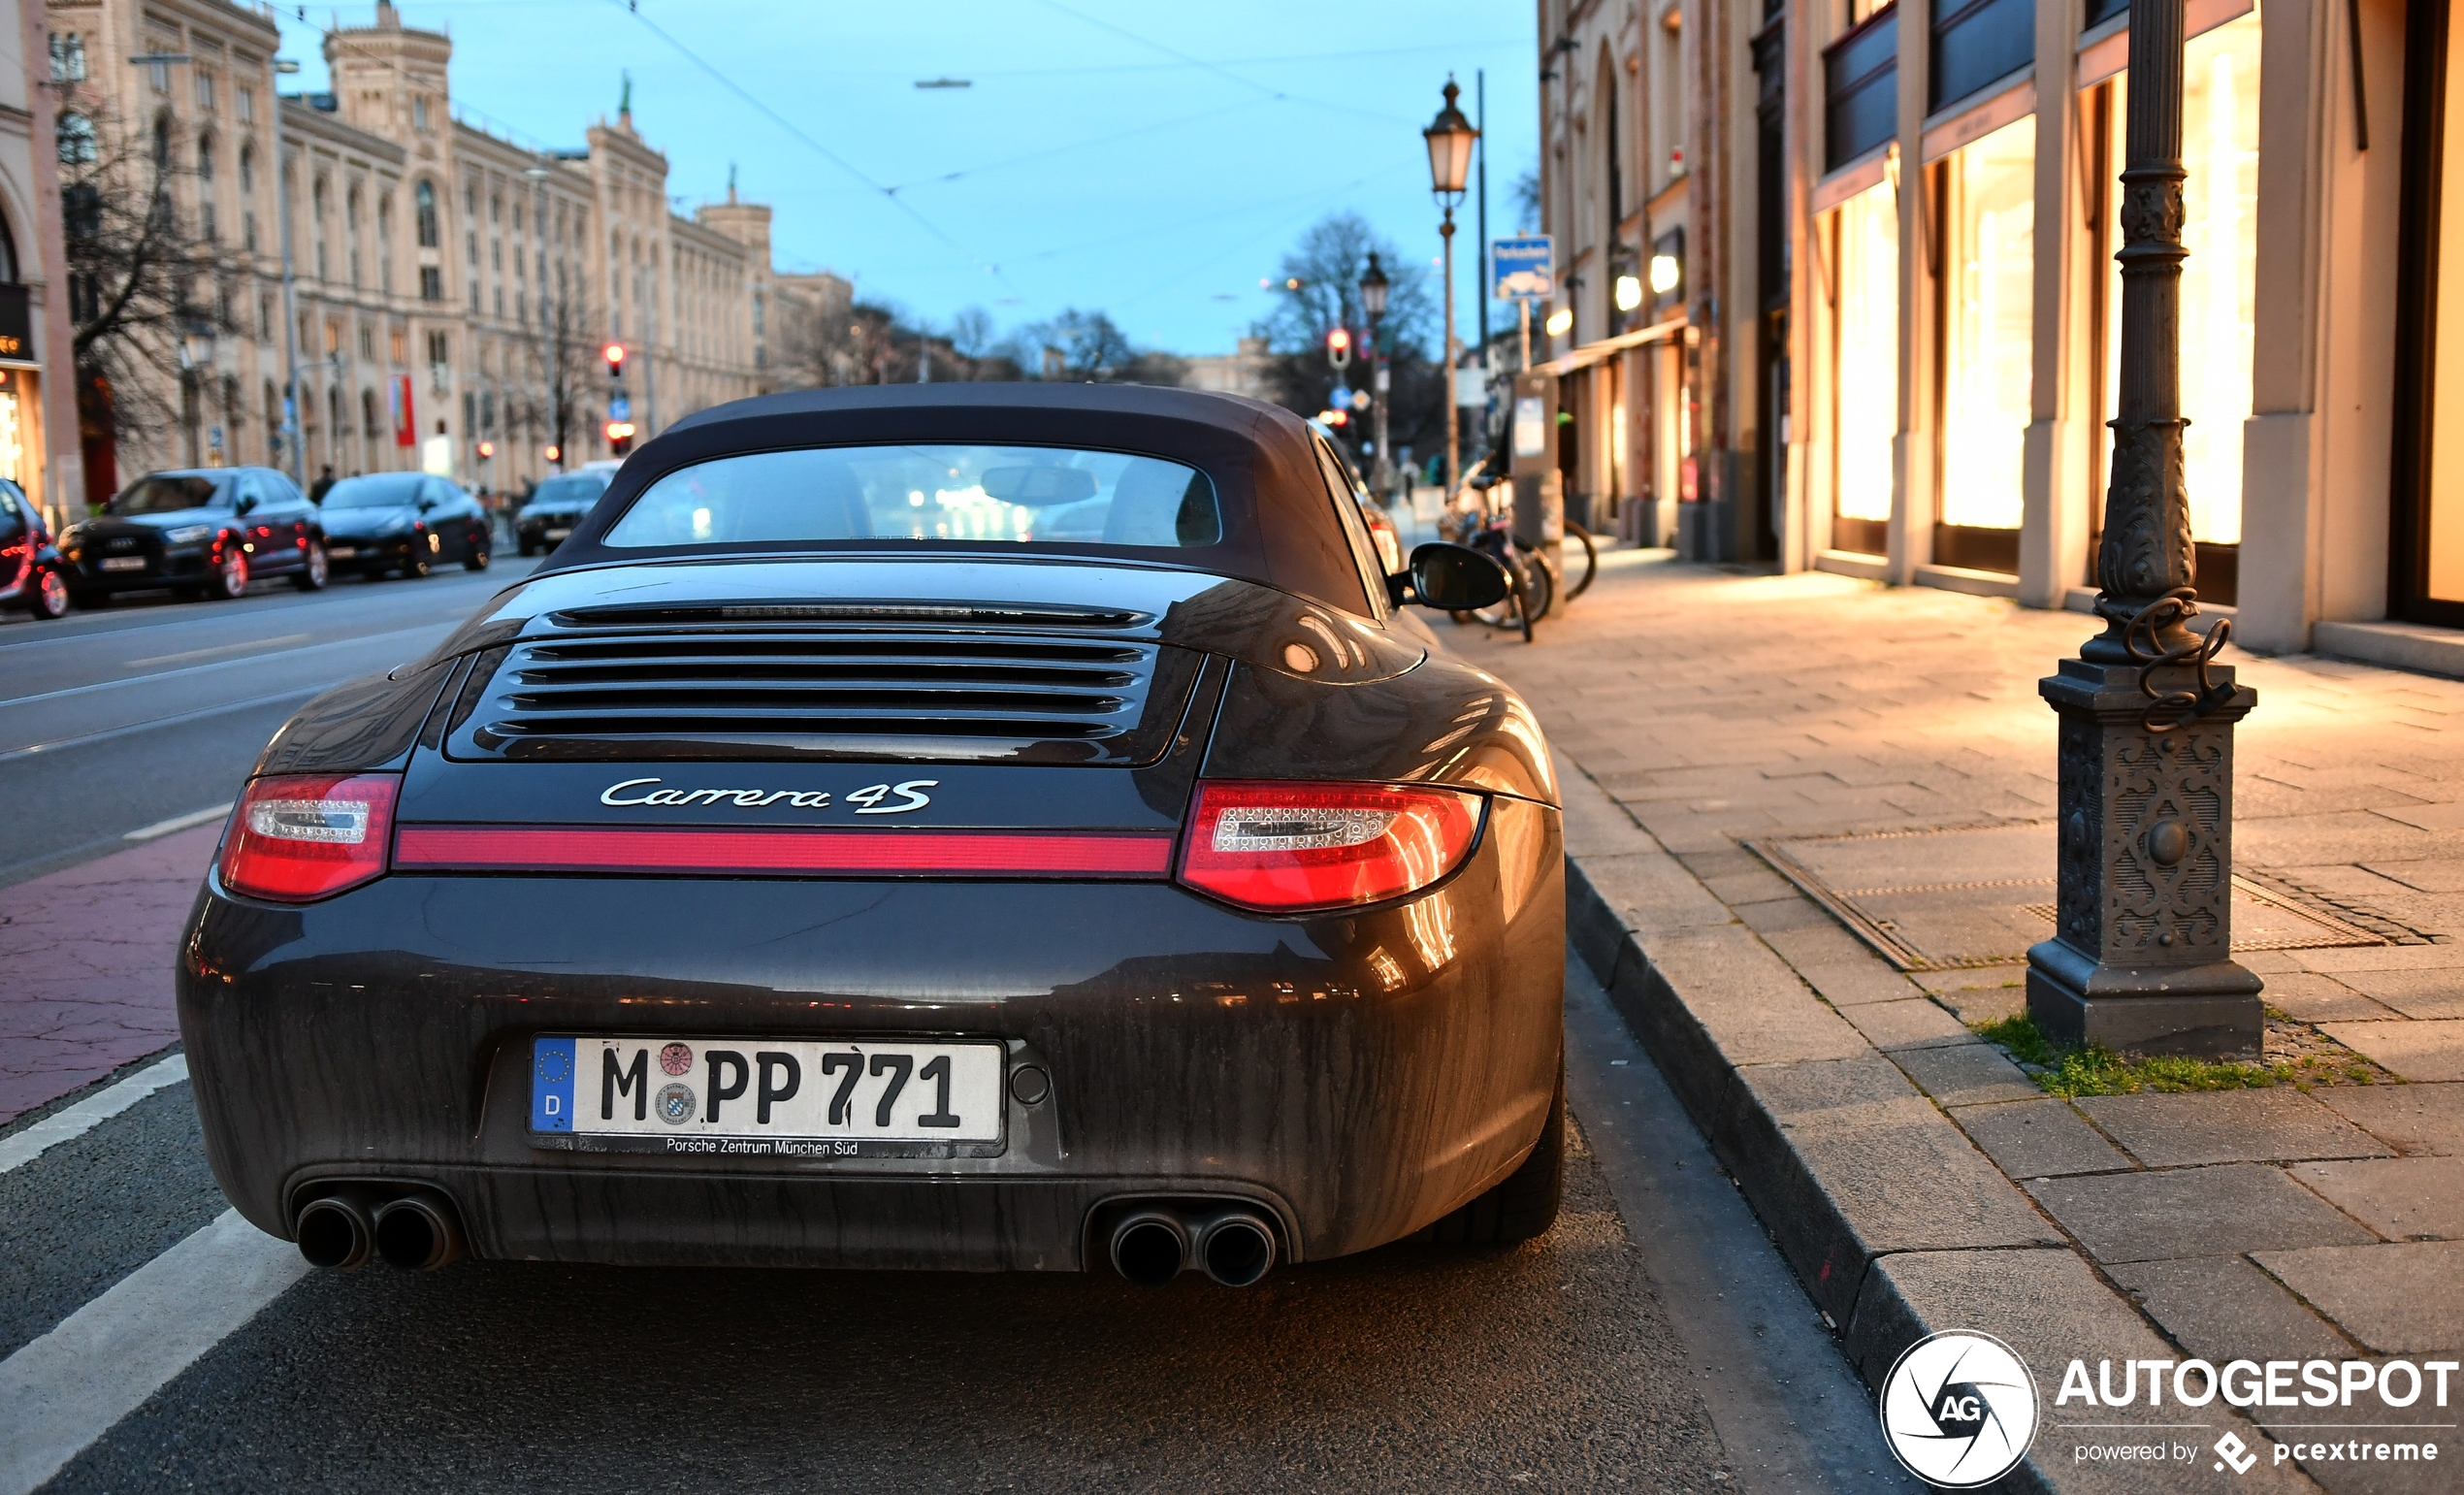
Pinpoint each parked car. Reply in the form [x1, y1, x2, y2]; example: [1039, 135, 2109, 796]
[0, 478, 68, 619]
[317, 473, 492, 579]
[62, 468, 328, 604]
[182, 383, 1547, 1287]
[513, 471, 612, 556]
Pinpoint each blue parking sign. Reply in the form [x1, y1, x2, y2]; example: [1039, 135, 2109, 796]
[1491, 237, 1554, 301]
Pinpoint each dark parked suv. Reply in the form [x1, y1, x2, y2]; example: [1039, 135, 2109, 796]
[316, 473, 493, 579]
[513, 470, 611, 556]
[63, 468, 328, 604]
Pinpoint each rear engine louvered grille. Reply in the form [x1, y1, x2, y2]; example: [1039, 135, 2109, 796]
[449, 631, 1196, 765]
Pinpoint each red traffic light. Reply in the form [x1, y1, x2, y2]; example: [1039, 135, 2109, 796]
[476, 440, 495, 459]
[1327, 328, 1351, 353]
[542, 443, 562, 463]
[604, 420, 635, 443]
[602, 341, 626, 374]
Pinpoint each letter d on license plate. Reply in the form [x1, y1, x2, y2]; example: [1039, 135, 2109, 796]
[531, 1035, 1005, 1154]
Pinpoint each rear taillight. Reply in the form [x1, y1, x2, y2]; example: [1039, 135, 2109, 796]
[1177, 781, 1482, 913]
[218, 773, 400, 902]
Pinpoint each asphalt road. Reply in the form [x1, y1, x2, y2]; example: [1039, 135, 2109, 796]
[0, 566, 1916, 1491]
[0, 557, 539, 891]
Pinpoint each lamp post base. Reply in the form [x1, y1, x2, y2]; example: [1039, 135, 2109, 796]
[2031, 652, 2263, 1060]
[2026, 938, 2263, 1057]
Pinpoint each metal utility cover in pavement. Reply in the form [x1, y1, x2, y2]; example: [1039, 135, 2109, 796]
[1747, 823, 2389, 972]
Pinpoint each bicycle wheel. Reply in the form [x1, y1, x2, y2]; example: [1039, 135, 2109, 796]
[1516, 550, 1555, 633]
[1562, 520, 1599, 600]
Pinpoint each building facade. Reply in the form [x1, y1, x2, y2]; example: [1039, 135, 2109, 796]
[0, 0, 75, 529]
[1540, 0, 2464, 668]
[48, 0, 784, 507]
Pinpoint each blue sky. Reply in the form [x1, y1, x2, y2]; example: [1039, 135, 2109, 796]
[273, 2, 1540, 358]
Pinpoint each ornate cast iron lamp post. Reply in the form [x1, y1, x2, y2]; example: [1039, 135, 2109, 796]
[1424, 80, 1477, 498]
[2026, 0, 2260, 1057]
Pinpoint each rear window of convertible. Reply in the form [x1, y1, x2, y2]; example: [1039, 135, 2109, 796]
[601, 443, 1222, 550]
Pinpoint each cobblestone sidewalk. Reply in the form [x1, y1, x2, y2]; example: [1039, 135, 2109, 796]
[1447, 549, 2462, 1487]
[0, 826, 215, 1124]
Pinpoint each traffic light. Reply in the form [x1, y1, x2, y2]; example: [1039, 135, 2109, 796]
[603, 341, 626, 379]
[605, 419, 634, 455]
[476, 440, 495, 460]
[1326, 327, 1351, 371]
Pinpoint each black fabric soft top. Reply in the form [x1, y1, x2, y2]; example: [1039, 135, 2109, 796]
[535, 382, 1372, 614]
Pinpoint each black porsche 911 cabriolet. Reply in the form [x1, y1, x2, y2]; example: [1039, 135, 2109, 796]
[179, 383, 1567, 1287]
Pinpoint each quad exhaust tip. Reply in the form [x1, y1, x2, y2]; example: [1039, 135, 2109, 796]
[1107, 1204, 1278, 1288]
[297, 1187, 465, 1271]
[295, 1187, 379, 1270]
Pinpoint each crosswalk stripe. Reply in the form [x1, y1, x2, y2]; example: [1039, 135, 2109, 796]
[0, 1055, 191, 1176]
[0, 1210, 306, 1495]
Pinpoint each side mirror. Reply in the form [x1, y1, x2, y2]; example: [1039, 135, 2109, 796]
[1391, 541, 1510, 611]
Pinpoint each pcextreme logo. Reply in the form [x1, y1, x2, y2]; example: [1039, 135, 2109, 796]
[1879, 1331, 2040, 1487]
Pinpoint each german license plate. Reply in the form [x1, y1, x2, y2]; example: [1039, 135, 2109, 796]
[530, 1035, 1005, 1157]
[543, 527, 570, 540]
[326, 545, 356, 559]
[100, 557, 146, 571]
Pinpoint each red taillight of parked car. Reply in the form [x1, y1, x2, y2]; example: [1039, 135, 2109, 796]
[218, 773, 400, 902]
[1177, 781, 1482, 913]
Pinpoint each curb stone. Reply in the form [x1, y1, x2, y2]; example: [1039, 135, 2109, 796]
[1555, 755, 2323, 1493]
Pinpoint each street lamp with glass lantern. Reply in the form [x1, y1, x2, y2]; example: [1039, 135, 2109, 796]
[1358, 251, 1390, 500]
[1423, 79, 1476, 498]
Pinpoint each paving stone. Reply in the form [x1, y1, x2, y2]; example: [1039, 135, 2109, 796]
[1702, 867, 1795, 904]
[0, 825, 218, 1124]
[2312, 1083, 2464, 1155]
[1893, 1042, 2042, 1106]
[1755, 921, 1876, 969]
[1840, 997, 1973, 1052]
[2028, 1165, 2380, 1263]
[2288, 1156, 2464, 1240]
[2106, 1256, 2357, 1363]
[1725, 1056, 2061, 1320]
[1926, 981, 2029, 1025]
[1792, 959, 1928, 1008]
[1733, 894, 1834, 934]
[2294, 944, 2464, 974]
[2261, 973, 2402, 1023]
[1952, 1098, 2134, 1178]
[1646, 926, 1872, 1068]
[2327, 968, 2464, 1020]
[2318, 1021, 2464, 1082]
[2073, 1090, 2396, 1166]
[1843, 1249, 2316, 1494]
[2252, 1241, 2464, 1353]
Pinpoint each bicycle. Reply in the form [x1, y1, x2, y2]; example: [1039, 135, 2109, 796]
[1443, 465, 1556, 642]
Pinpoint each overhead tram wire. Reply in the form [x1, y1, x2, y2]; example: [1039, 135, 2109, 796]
[884, 97, 1269, 195]
[1026, 0, 1424, 128]
[601, 0, 1021, 294]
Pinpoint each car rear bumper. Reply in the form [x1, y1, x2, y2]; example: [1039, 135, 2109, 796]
[177, 798, 1564, 1269]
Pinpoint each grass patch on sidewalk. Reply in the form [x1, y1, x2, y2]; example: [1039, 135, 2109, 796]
[1968, 1014, 2380, 1097]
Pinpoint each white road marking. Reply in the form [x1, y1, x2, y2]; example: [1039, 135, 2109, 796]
[123, 633, 314, 668]
[0, 684, 330, 764]
[0, 623, 449, 710]
[0, 1209, 308, 1495]
[0, 1055, 190, 1176]
[123, 804, 232, 842]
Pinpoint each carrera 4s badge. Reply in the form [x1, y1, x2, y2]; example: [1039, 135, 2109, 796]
[599, 778, 939, 814]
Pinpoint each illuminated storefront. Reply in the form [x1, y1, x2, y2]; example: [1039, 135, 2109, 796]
[2092, 13, 2260, 601]
[1832, 180, 1897, 557]
[1935, 117, 2035, 572]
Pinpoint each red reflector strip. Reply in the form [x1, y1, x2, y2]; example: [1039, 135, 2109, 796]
[393, 825, 1176, 878]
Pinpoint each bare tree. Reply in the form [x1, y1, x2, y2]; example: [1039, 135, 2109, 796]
[530, 276, 604, 468]
[1001, 309, 1182, 386]
[58, 101, 230, 481]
